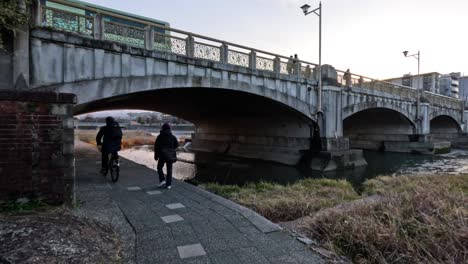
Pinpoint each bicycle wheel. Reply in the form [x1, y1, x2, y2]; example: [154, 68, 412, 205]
[110, 158, 119, 182]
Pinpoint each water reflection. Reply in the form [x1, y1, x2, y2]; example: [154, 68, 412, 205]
[119, 145, 468, 190]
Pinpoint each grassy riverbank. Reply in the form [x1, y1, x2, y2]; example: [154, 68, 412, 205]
[203, 174, 468, 263]
[204, 179, 360, 222]
[76, 130, 155, 149]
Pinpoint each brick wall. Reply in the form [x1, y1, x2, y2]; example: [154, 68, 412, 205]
[0, 91, 76, 205]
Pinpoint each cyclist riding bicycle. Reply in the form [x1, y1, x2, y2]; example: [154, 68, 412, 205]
[96, 116, 123, 175]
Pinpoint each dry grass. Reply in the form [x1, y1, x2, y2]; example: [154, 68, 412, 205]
[205, 174, 468, 263]
[76, 129, 155, 149]
[304, 174, 468, 264]
[363, 173, 468, 196]
[204, 178, 359, 222]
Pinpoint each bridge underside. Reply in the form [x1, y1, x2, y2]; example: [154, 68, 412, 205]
[76, 88, 316, 165]
[344, 108, 416, 151]
[344, 108, 463, 154]
[429, 115, 464, 146]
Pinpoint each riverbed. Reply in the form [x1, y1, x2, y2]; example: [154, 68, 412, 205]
[119, 144, 468, 188]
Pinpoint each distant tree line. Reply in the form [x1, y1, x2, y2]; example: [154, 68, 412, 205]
[79, 112, 191, 125]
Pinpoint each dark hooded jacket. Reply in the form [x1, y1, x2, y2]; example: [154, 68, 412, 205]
[96, 120, 122, 153]
[154, 128, 179, 162]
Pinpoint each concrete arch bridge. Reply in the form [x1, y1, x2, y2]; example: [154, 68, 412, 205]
[5, 0, 467, 170]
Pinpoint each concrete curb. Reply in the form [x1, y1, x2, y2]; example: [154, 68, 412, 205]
[177, 180, 282, 234]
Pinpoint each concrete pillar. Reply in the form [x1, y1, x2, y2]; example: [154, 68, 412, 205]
[309, 81, 367, 171]
[186, 35, 195, 58]
[32, 0, 42, 27]
[294, 61, 302, 78]
[220, 43, 228, 64]
[93, 14, 104, 40]
[315, 64, 338, 86]
[463, 110, 468, 133]
[12, 0, 29, 90]
[249, 51, 256, 70]
[273, 56, 281, 74]
[420, 103, 430, 135]
[191, 117, 312, 166]
[321, 86, 343, 139]
[144, 26, 153, 50]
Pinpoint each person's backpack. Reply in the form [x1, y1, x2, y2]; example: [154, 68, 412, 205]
[110, 122, 123, 140]
[160, 148, 177, 163]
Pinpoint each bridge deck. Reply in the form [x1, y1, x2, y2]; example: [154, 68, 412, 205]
[74, 141, 323, 264]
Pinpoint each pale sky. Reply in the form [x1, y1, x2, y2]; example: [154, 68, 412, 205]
[85, 0, 467, 79]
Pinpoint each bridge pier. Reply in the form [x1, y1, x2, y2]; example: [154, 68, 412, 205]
[310, 137, 368, 172]
[381, 103, 451, 154]
[310, 85, 368, 171]
[190, 117, 313, 166]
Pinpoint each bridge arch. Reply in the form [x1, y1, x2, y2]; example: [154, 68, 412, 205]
[55, 75, 317, 123]
[342, 101, 415, 126]
[65, 80, 318, 166]
[430, 115, 462, 134]
[28, 28, 323, 165]
[429, 110, 463, 128]
[72, 85, 316, 135]
[343, 107, 416, 150]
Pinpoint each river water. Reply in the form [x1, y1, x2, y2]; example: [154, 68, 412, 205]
[120, 137, 468, 188]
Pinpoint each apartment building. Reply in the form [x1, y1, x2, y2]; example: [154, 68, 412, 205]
[384, 72, 460, 98]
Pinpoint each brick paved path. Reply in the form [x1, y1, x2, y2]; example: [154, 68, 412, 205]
[74, 141, 324, 264]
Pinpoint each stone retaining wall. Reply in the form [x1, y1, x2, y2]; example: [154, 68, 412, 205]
[0, 91, 76, 204]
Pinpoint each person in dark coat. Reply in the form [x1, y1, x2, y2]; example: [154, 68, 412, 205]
[96, 116, 123, 174]
[154, 123, 179, 189]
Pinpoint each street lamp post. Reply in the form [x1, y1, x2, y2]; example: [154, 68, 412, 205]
[403, 50, 421, 92]
[403, 50, 422, 133]
[403, 50, 420, 76]
[301, 2, 322, 116]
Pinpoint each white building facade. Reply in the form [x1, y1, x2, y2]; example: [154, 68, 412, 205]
[385, 72, 460, 98]
[459, 76, 468, 107]
[439, 73, 460, 98]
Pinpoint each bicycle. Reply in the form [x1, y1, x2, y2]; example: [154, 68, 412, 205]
[100, 152, 120, 183]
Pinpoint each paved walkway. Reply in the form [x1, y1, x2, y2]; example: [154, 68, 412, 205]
[74, 141, 324, 264]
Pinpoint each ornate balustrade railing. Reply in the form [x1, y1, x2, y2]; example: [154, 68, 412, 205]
[336, 69, 418, 99]
[153, 31, 186, 55]
[425, 92, 464, 109]
[336, 69, 463, 108]
[103, 21, 146, 48]
[41, 6, 93, 36]
[194, 41, 221, 62]
[37, 0, 462, 108]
